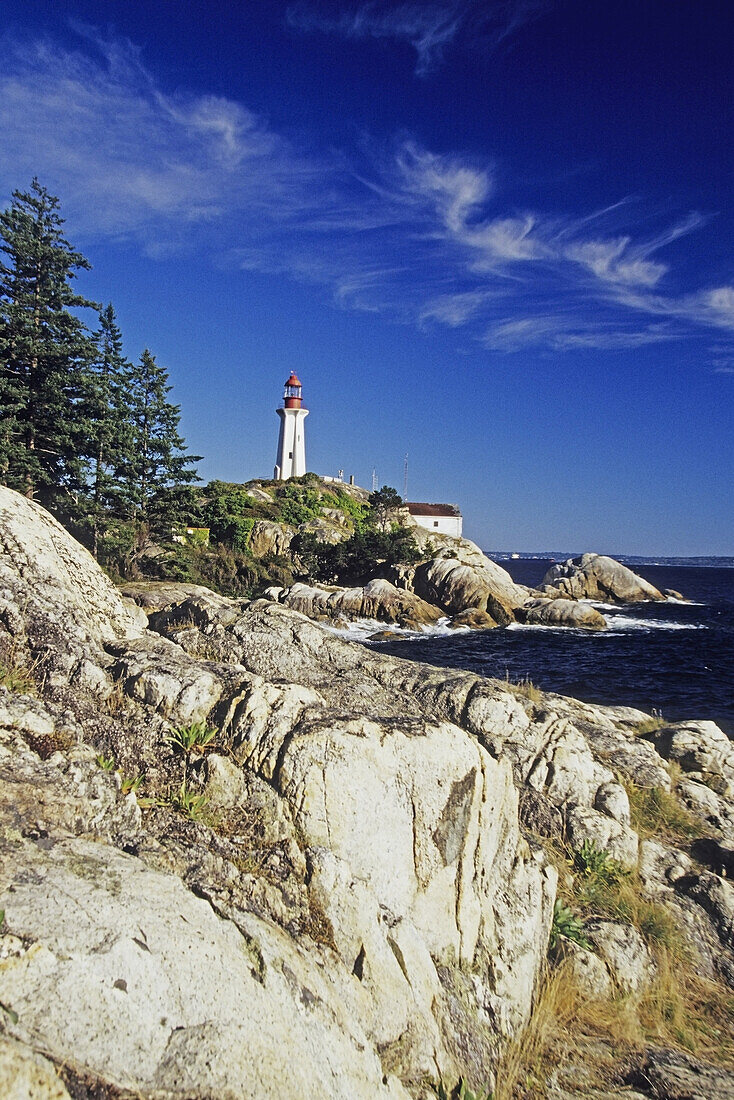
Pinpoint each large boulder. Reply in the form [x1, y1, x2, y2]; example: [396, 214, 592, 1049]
[1, 490, 732, 1098]
[540, 553, 665, 603]
[0, 486, 146, 690]
[517, 598, 607, 630]
[411, 556, 523, 624]
[247, 519, 295, 557]
[390, 533, 529, 625]
[264, 578, 445, 629]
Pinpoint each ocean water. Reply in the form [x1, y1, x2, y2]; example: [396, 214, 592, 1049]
[361, 558, 734, 737]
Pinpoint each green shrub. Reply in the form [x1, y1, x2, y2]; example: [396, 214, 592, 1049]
[275, 482, 323, 525]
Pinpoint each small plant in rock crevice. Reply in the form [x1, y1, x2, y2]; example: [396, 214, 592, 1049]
[167, 721, 217, 783]
[571, 839, 629, 910]
[171, 779, 209, 822]
[167, 722, 216, 754]
[119, 773, 143, 795]
[0, 659, 37, 695]
[96, 754, 116, 771]
[549, 899, 589, 952]
[572, 839, 626, 883]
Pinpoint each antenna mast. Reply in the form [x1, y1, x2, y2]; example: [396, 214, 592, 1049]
[403, 453, 409, 500]
[371, 468, 378, 492]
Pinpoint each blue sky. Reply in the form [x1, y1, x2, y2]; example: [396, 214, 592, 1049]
[2, 0, 732, 554]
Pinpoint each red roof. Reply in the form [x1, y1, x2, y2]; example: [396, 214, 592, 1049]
[285, 372, 302, 387]
[406, 502, 461, 518]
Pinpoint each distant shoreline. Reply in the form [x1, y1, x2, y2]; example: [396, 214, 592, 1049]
[487, 552, 734, 569]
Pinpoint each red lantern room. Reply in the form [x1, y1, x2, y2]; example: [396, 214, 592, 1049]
[283, 372, 303, 409]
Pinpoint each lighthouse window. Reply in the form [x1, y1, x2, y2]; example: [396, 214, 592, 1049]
[433, 521, 439, 527]
[289, 451, 293, 459]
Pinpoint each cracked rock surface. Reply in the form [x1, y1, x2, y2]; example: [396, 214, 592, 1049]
[0, 485, 732, 1098]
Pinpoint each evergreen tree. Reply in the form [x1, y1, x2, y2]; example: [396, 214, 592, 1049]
[82, 303, 134, 555]
[118, 348, 200, 533]
[0, 178, 97, 505]
[368, 485, 404, 532]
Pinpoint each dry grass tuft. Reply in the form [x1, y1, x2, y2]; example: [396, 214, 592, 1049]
[493, 963, 582, 1099]
[102, 680, 127, 715]
[637, 949, 734, 1059]
[504, 675, 542, 703]
[625, 777, 701, 845]
[494, 950, 734, 1098]
[635, 714, 667, 735]
[0, 651, 39, 695]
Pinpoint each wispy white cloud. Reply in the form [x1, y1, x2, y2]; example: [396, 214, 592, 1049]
[0, 31, 326, 250]
[0, 29, 730, 363]
[420, 289, 503, 326]
[286, 0, 553, 75]
[483, 315, 685, 352]
[287, 1, 464, 75]
[566, 237, 667, 288]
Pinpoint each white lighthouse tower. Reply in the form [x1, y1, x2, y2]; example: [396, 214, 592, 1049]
[274, 372, 309, 480]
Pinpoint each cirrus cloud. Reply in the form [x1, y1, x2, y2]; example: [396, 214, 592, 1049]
[0, 27, 731, 364]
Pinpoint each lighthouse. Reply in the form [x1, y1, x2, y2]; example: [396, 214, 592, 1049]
[274, 372, 309, 480]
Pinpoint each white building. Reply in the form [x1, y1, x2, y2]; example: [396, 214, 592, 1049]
[274, 372, 309, 480]
[406, 502, 463, 538]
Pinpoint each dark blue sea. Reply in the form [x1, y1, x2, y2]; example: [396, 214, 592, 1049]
[364, 557, 734, 738]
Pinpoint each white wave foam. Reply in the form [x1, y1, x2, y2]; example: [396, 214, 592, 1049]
[325, 616, 461, 643]
[507, 622, 586, 634]
[604, 615, 706, 632]
[507, 616, 706, 635]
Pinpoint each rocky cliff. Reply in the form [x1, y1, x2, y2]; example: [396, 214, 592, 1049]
[0, 485, 732, 1099]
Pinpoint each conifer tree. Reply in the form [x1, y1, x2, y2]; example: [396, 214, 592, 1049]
[0, 178, 97, 506]
[118, 348, 200, 533]
[83, 303, 134, 555]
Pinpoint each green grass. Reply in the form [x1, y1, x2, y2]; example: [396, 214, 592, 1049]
[96, 754, 116, 771]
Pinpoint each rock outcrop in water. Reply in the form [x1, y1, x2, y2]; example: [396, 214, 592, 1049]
[262, 534, 672, 633]
[0, 485, 731, 1099]
[540, 553, 666, 603]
